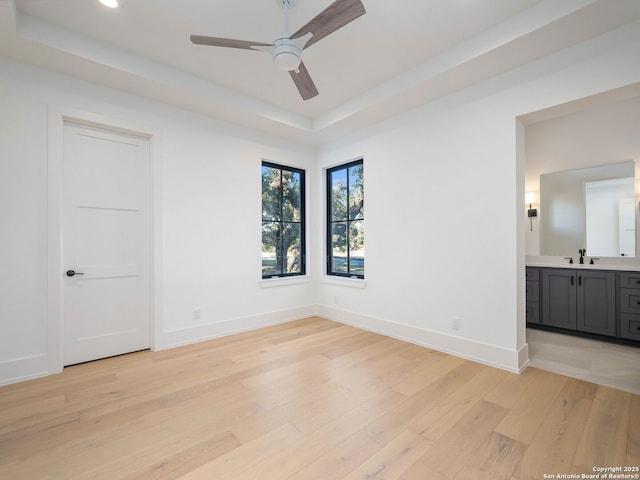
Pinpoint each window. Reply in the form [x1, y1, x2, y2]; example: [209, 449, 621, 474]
[261, 161, 305, 278]
[327, 159, 364, 278]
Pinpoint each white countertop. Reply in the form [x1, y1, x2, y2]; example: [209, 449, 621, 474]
[526, 255, 640, 272]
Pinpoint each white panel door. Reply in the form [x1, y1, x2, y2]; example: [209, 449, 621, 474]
[63, 122, 150, 366]
[619, 197, 636, 257]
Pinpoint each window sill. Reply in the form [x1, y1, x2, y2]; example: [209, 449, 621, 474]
[322, 275, 367, 288]
[260, 275, 312, 288]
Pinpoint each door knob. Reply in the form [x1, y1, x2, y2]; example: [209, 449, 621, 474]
[66, 269, 84, 277]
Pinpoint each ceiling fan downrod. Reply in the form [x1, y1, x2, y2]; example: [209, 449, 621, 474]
[282, 0, 291, 34]
[273, 0, 302, 72]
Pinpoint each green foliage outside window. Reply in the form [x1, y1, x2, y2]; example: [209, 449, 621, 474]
[327, 160, 364, 277]
[262, 162, 305, 277]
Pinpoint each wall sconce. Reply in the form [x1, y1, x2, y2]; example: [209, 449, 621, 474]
[525, 192, 537, 232]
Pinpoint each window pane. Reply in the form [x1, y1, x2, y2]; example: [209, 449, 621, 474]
[284, 223, 302, 273]
[282, 170, 301, 222]
[348, 164, 364, 220]
[330, 169, 348, 221]
[331, 222, 348, 273]
[261, 166, 281, 221]
[349, 220, 364, 274]
[326, 160, 364, 278]
[261, 221, 281, 276]
[261, 162, 305, 279]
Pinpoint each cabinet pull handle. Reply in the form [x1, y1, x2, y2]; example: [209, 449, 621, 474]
[578, 276, 582, 286]
[636, 280, 640, 284]
[571, 276, 574, 286]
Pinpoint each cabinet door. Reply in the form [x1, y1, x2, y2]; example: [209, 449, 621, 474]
[526, 281, 539, 302]
[619, 273, 640, 289]
[620, 313, 640, 341]
[576, 271, 616, 336]
[620, 288, 640, 315]
[542, 269, 577, 330]
[526, 302, 540, 324]
[526, 268, 540, 282]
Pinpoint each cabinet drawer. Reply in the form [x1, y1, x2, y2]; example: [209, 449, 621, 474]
[620, 288, 640, 314]
[620, 313, 640, 341]
[526, 301, 540, 324]
[526, 268, 540, 282]
[620, 273, 640, 290]
[526, 281, 539, 302]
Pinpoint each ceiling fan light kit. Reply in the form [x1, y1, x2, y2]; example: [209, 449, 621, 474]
[272, 38, 302, 72]
[190, 0, 366, 100]
[98, 0, 119, 8]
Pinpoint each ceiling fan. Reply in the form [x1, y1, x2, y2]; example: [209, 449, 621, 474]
[190, 0, 366, 101]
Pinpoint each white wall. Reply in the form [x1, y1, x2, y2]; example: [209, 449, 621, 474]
[315, 20, 640, 372]
[316, 102, 524, 369]
[157, 107, 316, 342]
[2, 18, 640, 384]
[0, 62, 48, 371]
[0, 58, 316, 384]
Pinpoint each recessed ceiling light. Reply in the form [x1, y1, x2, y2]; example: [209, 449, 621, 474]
[99, 0, 119, 8]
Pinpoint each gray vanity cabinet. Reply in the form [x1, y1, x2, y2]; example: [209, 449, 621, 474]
[525, 267, 541, 324]
[541, 268, 616, 336]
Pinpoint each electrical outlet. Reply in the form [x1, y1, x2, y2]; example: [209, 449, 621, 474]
[451, 318, 461, 330]
[193, 308, 201, 321]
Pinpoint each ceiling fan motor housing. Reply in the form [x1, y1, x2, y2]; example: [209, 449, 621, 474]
[273, 37, 302, 71]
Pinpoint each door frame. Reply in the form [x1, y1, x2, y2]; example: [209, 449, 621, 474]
[47, 106, 163, 374]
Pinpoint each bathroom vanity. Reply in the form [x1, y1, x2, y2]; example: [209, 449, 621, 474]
[526, 263, 640, 344]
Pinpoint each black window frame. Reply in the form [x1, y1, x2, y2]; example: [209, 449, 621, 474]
[261, 161, 306, 279]
[326, 159, 364, 279]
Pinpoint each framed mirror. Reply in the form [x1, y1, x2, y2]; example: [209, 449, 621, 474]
[540, 160, 636, 257]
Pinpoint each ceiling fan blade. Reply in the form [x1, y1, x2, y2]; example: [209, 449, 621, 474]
[289, 62, 318, 101]
[290, 0, 366, 50]
[190, 35, 272, 51]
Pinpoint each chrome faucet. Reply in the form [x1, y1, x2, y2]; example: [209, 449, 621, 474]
[578, 248, 586, 264]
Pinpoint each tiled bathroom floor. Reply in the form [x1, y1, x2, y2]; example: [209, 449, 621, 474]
[527, 328, 640, 395]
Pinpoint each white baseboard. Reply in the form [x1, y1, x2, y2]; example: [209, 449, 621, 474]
[0, 354, 49, 386]
[156, 305, 317, 350]
[0, 305, 528, 387]
[317, 305, 529, 373]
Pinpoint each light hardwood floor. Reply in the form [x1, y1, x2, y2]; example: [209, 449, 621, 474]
[1, 317, 638, 479]
[527, 327, 640, 395]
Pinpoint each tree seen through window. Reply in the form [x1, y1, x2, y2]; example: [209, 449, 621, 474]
[327, 160, 364, 277]
[262, 162, 305, 278]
